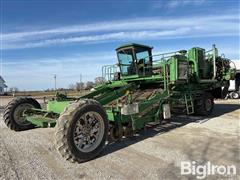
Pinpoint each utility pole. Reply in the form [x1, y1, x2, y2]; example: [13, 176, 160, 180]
[80, 74, 82, 83]
[54, 74, 57, 91]
[80, 74, 82, 91]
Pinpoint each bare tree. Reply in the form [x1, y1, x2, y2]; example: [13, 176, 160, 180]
[85, 81, 94, 90]
[69, 82, 84, 91]
[76, 82, 84, 91]
[95, 77, 105, 85]
[9, 87, 19, 92]
[69, 84, 75, 90]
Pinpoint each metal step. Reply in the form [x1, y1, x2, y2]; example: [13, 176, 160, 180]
[184, 93, 194, 114]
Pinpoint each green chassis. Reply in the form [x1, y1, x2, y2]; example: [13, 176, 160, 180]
[24, 77, 230, 131]
[24, 44, 234, 131]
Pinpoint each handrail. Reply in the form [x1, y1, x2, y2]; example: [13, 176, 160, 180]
[102, 64, 119, 81]
[212, 44, 216, 80]
[140, 50, 185, 63]
[202, 44, 218, 81]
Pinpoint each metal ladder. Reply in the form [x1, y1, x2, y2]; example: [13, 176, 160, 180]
[184, 93, 194, 114]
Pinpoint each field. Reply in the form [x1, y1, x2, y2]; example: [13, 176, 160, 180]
[0, 98, 239, 179]
[0, 90, 88, 108]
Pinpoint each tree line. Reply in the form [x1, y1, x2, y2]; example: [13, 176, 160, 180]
[68, 77, 105, 91]
[8, 77, 106, 93]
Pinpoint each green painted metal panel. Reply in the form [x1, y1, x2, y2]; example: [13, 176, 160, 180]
[27, 116, 56, 128]
[47, 100, 71, 114]
[169, 57, 177, 82]
[116, 43, 152, 51]
[106, 109, 115, 121]
[96, 83, 136, 105]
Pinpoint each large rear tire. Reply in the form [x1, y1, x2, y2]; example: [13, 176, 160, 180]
[55, 99, 108, 163]
[3, 97, 41, 131]
[194, 92, 214, 116]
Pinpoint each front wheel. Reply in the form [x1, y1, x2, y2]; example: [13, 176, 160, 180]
[55, 99, 108, 163]
[3, 97, 41, 131]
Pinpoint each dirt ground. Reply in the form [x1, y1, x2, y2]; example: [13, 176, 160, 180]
[0, 98, 239, 180]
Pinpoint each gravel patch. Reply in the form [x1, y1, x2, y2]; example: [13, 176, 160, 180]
[0, 100, 239, 179]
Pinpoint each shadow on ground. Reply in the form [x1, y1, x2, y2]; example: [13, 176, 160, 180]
[101, 103, 239, 158]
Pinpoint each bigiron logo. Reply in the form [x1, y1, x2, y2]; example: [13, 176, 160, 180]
[181, 161, 237, 179]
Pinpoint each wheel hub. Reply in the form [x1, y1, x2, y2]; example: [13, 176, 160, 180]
[13, 103, 34, 125]
[73, 111, 104, 153]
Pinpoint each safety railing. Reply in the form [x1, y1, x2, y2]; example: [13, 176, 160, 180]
[102, 64, 119, 81]
[204, 44, 218, 80]
[152, 50, 186, 65]
[101, 50, 187, 85]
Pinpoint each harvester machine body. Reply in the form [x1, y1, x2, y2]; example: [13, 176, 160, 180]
[3, 43, 235, 162]
[25, 43, 235, 130]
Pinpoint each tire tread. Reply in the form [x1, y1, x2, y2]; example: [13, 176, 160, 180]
[3, 97, 41, 131]
[54, 99, 107, 163]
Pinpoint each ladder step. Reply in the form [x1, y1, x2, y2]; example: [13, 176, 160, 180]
[184, 93, 194, 114]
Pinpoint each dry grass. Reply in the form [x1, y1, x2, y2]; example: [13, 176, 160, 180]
[7, 90, 89, 98]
